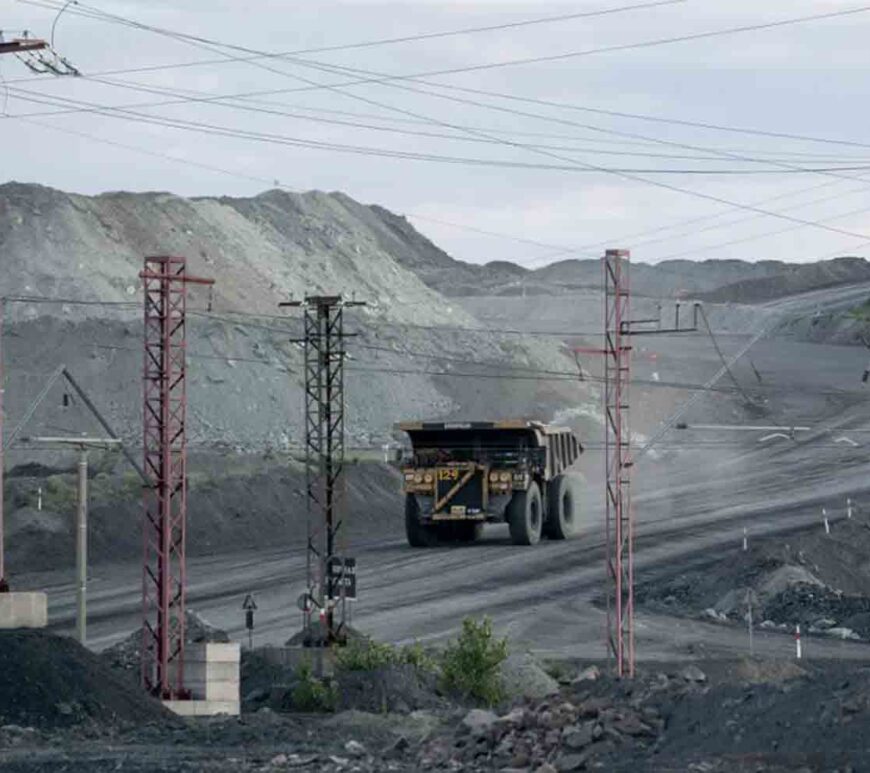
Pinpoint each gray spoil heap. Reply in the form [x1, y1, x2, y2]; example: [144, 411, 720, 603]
[0, 182, 588, 455]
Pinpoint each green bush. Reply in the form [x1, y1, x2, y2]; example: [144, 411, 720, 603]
[335, 636, 396, 672]
[398, 641, 437, 673]
[334, 636, 437, 674]
[42, 475, 76, 513]
[291, 661, 336, 712]
[440, 616, 508, 706]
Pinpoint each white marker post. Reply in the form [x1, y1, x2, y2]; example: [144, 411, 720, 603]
[746, 590, 754, 656]
[742, 527, 748, 552]
[795, 624, 802, 659]
[847, 498, 853, 520]
[823, 508, 830, 535]
[37, 487, 42, 512]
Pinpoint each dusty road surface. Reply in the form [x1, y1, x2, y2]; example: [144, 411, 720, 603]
[19, 282, 870, 664]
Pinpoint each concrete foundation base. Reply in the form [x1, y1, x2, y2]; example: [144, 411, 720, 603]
[163, 700, 241, 717]
[164, 642, 241, 717]
[163, 699, 240, 717]
[0, 592, 48, 629]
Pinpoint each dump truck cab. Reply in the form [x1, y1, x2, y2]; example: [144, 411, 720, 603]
[396, 420, 583, 547]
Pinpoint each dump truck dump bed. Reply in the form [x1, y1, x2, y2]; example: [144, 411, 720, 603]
[397, 420, 582, 480]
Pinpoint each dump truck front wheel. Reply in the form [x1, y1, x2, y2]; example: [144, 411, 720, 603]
[507, 481, 543, 546]
[405, 494, 437, 548]
[544, 473, 582, 540]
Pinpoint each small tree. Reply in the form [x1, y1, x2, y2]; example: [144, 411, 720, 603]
[291, 661, 336, 712]
[441, 616, 508, 706]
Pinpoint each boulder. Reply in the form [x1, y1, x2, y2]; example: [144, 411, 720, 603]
[571, 665, 600, 684]
[680, 664, 707, 683]
[461, 708, 498, 736]
[501, 653, 560, 701]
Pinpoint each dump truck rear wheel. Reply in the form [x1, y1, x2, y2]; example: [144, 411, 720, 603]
[544, 473, 581, 540]
[507, 482, 543, 546]
[405, 494, 437, 548]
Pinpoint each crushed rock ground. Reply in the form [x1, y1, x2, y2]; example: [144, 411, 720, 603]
[2, 629, 870, 771]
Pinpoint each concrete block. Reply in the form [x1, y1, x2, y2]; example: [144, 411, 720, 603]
[185, 661, 240, 683]
[170, 642, 240, 704]
[186, 643, 240, 663]
[163, 699, 240, 717]
[0, 592, 48, 629]
[185, 680, 239, 702]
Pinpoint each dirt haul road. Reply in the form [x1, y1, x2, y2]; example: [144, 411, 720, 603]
[21, 282, 870, 663]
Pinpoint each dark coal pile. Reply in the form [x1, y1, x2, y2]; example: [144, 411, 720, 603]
[637, 514, 870, 641]
[239, 649, 296, 712]
[337, 664, 446, 714]
[764, 583, 870, 638]
[657, 660, 870, 770]
[0, 630, 170, 729]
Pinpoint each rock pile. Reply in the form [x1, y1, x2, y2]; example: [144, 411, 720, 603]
[416, 667, 702, 771]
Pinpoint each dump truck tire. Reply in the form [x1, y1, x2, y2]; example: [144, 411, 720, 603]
[544, 473, 581, 540]
[405, 494, 437, 548]
[507, 482, 543, 546]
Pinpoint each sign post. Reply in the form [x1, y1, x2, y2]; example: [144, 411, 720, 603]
[242, 593, 258, 650]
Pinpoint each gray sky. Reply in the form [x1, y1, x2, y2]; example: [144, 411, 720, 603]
[3, 0, 870, 267]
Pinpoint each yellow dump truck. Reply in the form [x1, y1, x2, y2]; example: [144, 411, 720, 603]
[396, 420, 583, 547]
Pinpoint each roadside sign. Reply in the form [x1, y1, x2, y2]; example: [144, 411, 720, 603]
[327, 556, 357, 601]
[242, 593, 257, 649]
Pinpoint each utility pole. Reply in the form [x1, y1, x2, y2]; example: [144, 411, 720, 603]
[1, 360, 144, 594]
[0, 298, 6, 593]
[280, 295, 365, 647]
[577, 249, 700, 678]
[0, 28, 78, 593]
[603, 249, 633, 678]
[140, 256, 213, 699]
[0, 31, 78, 74]
[21, 436, 122, 645]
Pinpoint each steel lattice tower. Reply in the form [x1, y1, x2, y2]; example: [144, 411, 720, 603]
[303, 297, 347, 645]
[603, 249, 634, 678]
[282, 295, 365, 646]
[140, 256, 212, 698]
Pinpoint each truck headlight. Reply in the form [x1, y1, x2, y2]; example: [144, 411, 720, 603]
[499, 471, 511, 482]
[489, 471, 499, 483]
[414, 472, 423, 483]
[424, 472, 434, 483]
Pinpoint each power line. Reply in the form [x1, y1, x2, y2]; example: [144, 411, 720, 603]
[17, 82, 870, 178]
[17, 85, 864, 176]
[12, 8, 870, 259]
[22, 0, 870, 88]
[20, 114, 868, 272]
[12, 0, 687, 81]
[16, 6, 870, 247]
